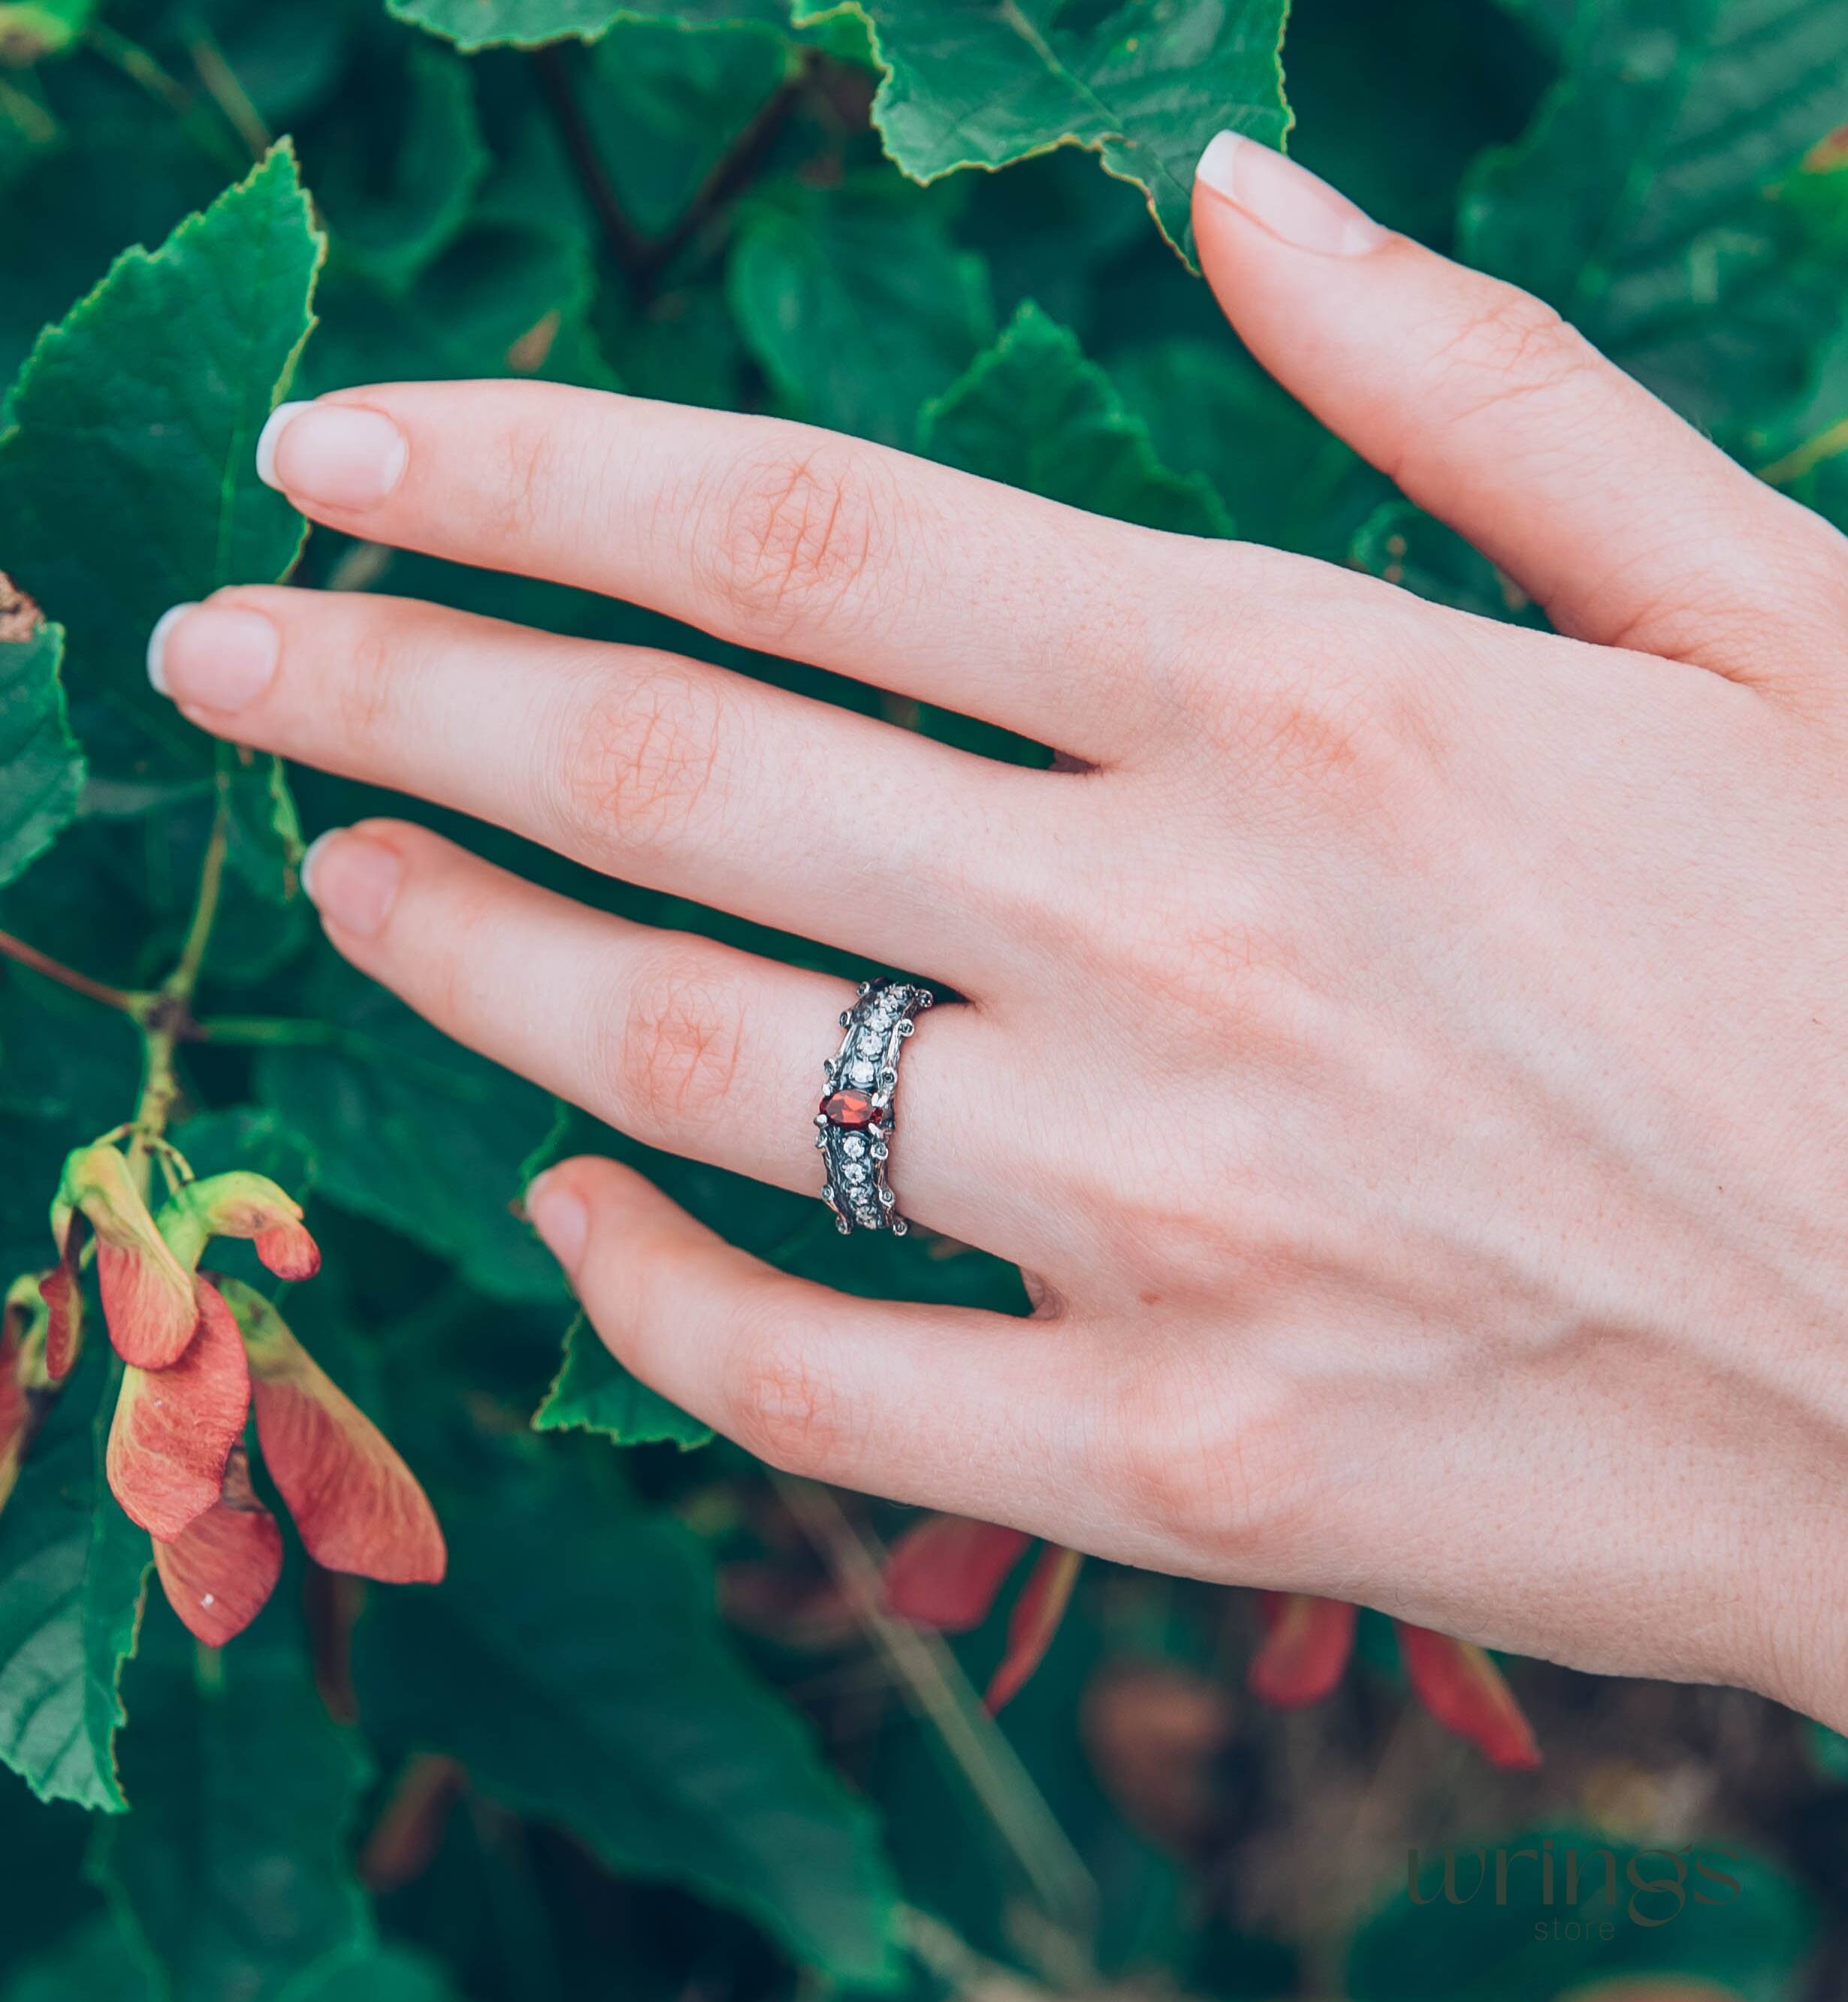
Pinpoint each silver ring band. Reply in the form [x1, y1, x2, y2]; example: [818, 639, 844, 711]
[814, 978, 934, 1234]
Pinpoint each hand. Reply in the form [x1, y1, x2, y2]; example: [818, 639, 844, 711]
[148, 136, 1848, 1728]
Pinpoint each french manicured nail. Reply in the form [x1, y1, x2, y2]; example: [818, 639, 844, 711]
[1194, 131, 1387, 256]
[527, 1171, 588, 1273]
[300, 829, 402, 938]
[255, 399, 409, 509]
[148, 602, 279, 709]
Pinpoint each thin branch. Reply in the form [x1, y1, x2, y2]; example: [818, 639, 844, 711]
[530, 43, 815, 300]
[83, 23, 245, 175]
[773, 1477, 1098, 1979]
[128, 772, 231, 1180]
[1760, 412, 1848, 488]
[528, 44, 653, 288]
[642, 57, 813, 287]
[184, 22, 273, 161]
[171, 770, 231, 1000]
[0, 928, 149, 1014]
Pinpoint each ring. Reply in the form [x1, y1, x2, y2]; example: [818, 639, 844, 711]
[814, 978, 934, 1235]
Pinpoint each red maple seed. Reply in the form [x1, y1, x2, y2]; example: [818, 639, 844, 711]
[884, 1514, 1031, 1630]
[152, 1444, 283, 1647]
[232, 1281, 445, 1584]
[0, 1312, 30, 1517]
[881, 1511, 1084, 1715]
[57, 1146, 198, 1369]
[1248, 1592, 1357, 1708]
[106, 1278, 250, 1540]
[986, 1546, 1085, 1714]
[38, 1266, 80, 1383]
[1396, 1620, 1542, 1771]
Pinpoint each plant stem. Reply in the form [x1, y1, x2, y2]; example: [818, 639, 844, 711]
[772, 1478, 1098, 1979]
[528, 45, 653, 288]
[183, 19, 273, 160]
[0, 929, 151, 1015]
[83, 23, 246, 176]
[127, 776, 231, 1184]
[530, 44, 814, 300]
[1760, 413, 1848, 489]
[643, 59, 812, 285]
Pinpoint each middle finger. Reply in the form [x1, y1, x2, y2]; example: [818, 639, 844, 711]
[152, 584, 1060, 987]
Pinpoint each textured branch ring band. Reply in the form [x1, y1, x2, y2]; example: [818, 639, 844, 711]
[814, 978, 934, 1235]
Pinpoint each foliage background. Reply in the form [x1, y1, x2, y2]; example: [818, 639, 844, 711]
[0, 0, 1846, 1997]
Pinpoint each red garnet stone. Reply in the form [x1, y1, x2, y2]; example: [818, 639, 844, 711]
[821, 1089, 878, 1128]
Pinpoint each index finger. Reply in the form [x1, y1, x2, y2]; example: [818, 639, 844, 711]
[255, 381, 1246, 760]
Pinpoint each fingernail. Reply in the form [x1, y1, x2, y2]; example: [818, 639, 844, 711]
[145, 602, 194, 695]
[527, 1171, 588, 1273]
[255, 400, 409, 509]
[146, 602, 278, 711]
[300, 829, 401, 938]
[1194, 132, 1387, 256]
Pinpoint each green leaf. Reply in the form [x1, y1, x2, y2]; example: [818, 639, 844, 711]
[302, 223, 609, 395]
[920, 302, 1233, 535]
[387, 0, 781, 54]
[581, 23, 797, 239]
[729, 180, 993, 445]
[796, 0, 1292, 258]
[0, 143, 325, 773]
[94, 1597, 372, 2002]
[533, 1313, 713, 1448]
[0, 613, 83, 890]
[1350, 500, 1545, 626]
[1461, 0, 1848, 435]
[224, 749, 306, 904]
[1110, 336, 1378, 556]
[0, 1918, 151, 2002]
[0, 1340, 149, 1813]
[319, 46, 489, 288]
[732, 181, 997, 446]
[355, 1463, 899, 1983]
[296, 1948, 464, 2002]
[255, 961, 567, 1303]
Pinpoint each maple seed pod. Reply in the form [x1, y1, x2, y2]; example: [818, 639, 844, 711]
[882, 1513, 1033, 1631]
[152, 1444, 284, 1648]
[106, 1278, 252, 1540]
[880, 1512, 1082, 1713]
[1247, 1592, 1357, 1708]
[4, 1273, 56, 1393]
[54, 1144, 198, 1369]
[37, 1265, 82, 1382]
[156, 1170, 322, 1282]
[1395, 1621, 1542, 1772]
[222, 1278, 445, 1584]
[0, 1281, 43, 1519]
[986, 1545, 1084, 1715]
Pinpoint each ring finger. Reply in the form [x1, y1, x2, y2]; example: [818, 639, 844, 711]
[301, 819, 1042, 1259]
[149, 584, 1064, 986]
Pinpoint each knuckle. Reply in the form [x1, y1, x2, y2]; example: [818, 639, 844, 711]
[724, 1308, 845, 1474]
[1103, 1357, 1321, 1561]
[603, 950, 748, 1140]
[554, 660, 726, 854]
[1219, 651, 1448, 829]
[699, 436, 896, 636]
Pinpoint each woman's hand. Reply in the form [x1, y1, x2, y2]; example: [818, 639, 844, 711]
[148, 137, 1848, 1726]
